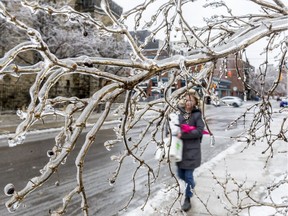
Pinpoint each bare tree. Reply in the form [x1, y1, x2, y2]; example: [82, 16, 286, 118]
[250, 64, 287, 97]
[0, 0, 287, 215]
[0, 0, 127, 60]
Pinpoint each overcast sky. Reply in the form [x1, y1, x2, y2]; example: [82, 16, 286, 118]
[116, 0, 281, 69]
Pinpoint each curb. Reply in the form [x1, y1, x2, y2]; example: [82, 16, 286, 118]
[0, 119, 120, 148]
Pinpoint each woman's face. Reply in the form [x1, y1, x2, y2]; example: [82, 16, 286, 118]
[185, 95, 196, 111]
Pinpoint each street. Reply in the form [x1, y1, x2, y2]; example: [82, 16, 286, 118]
[0, 102, 259, 215]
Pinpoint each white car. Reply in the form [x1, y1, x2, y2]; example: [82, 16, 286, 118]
[220, 96, 243, 107]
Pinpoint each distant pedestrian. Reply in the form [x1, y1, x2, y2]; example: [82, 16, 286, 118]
[177, 92, 205, 212]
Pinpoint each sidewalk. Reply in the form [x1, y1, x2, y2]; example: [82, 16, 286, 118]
[0, 102, 153, 136]
[124, 112, 288, 215]
[0, 110, 119, 136]
[0, 102, 154, 146]
[0, 108, 121, 147]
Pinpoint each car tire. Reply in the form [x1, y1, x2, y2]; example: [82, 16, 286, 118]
[232, 103, 239, 107]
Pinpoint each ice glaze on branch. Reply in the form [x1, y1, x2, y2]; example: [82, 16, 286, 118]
[0, 0, 287, 215]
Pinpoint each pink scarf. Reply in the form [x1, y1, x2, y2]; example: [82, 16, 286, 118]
[180, 124, 210, 134]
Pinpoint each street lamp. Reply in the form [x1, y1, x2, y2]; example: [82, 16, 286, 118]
[233, 86, 238, 96]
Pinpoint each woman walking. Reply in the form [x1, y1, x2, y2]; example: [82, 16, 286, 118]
[177, 92, 205, 212]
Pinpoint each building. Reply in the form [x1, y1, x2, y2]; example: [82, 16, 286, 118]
[129, 30, 170, 100]
[74, 0, 122, 20]
[212, 54, 254, 100]
[129, 30, 169, 59]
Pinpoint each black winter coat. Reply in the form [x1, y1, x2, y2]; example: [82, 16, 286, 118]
[176, 108, 204, 170]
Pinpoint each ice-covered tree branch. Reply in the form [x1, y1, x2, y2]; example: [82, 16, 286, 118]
[0, 0, 287, 215]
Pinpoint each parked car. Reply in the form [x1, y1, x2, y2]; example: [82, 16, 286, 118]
[280, 98, 288, 107]
[220, 96, 243, 107]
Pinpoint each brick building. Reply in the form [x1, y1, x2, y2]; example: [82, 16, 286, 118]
[212, 54, 254, 100]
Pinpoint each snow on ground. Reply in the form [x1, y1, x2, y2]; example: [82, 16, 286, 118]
[123, 141, 244, 215]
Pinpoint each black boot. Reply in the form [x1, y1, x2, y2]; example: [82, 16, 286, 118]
[181, 197, 191, 212]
